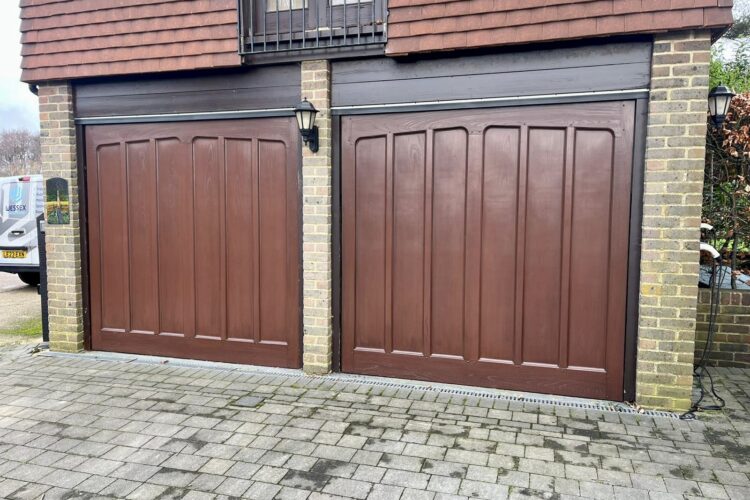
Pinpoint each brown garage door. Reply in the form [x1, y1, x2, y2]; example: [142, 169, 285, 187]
[86, 119, 301, 367]
[342, 102, 635, 400]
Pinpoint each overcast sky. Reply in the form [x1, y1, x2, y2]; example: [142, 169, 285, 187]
[0, 2, 38, 132]
[1, 1, 750, 133]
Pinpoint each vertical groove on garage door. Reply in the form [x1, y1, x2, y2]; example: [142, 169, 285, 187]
[342, 102, 635, 400]
[86, 119, 301, 367]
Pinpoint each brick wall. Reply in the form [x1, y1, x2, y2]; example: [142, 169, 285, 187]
[301, 60, 334, 374]
[38, 83, 84, 353]
[636, 31, 711, 411]
[695, 290, 750, 367]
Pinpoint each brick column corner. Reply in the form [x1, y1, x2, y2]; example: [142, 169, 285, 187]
[38, 82, 84, 353]
[636, 30, 711, 410]
[301, 60, 333, 374]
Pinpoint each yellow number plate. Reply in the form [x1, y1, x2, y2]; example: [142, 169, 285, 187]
[2, 250, 27, 259]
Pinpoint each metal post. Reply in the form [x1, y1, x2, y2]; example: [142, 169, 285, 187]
[36, 213, 49, 344]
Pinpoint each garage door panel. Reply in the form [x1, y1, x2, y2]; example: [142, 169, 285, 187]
[479, 127, 520, 362]
[126, 140, 158, 335]
[193, 137, 223, 339]
[87, 119, 301, 367]
[568, 130, 615, 369]
[156, 138, 193, 338]
[258, 139, 290, 344]
[225, 138, 255, 342]
[431, 128, 468, 358]
[97, 143, 129, 332]
[342, 103, 634, 400]
[354, 136, 387, 351]
[392, 132, 426, 355]
[522, 128, 566, 366]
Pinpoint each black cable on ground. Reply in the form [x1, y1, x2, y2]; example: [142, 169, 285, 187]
[680, 259, 727, 420]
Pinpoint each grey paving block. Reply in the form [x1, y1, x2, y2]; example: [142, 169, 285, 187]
[126, 483, 169, 499]
[367, 484, 405, 500]
[75, 474, 117, 494]
[427, 475, 461, 494]
[188, 472, 225, 492]
[323, 477, 373, 499]
[275, 486, 312, 500]
[382, 469, 429, 489]
[353, 464, 387, 483]
[149, 468, 198, 488]
[214, 477, 253, 496]
[162, 453, 210, 472]
[244, 481, 282, 499]
[99, 478, 143, 497]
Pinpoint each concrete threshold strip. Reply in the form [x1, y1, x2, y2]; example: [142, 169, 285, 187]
[40, 350, 680, 420]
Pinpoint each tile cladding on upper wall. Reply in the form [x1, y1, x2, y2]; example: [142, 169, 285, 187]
[386, 0, 734, 55]
[19, 0, 242, 82]
[19, 1, 734, 84]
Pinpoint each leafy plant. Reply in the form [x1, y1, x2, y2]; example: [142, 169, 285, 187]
[704, 94, 750, 287]
[704, 42, 750, 286]
[710, 39, 750, 92]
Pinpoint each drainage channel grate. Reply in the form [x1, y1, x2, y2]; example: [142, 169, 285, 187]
[324, 373, 680, 419]
[43, 350, 680, 419]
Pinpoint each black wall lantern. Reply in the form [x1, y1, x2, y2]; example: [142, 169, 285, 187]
[708, 84, 736, 130]
[295, 98, 319, 153]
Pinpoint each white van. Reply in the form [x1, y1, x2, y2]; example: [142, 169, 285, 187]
[0, 175, 44, 286]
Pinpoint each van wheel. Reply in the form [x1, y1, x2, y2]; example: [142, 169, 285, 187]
[18, 272, 40, 287]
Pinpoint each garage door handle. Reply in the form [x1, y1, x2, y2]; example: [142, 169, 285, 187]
[10, 230, 25, 236]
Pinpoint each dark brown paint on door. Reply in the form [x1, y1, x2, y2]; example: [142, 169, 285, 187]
[341, 102, 635, 400]
[86, 119, 301, 367]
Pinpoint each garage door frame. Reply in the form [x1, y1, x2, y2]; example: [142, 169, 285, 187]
[83, 118, 303, 366]
[330, 94, 648, 402]
[78, 114, 304, 366]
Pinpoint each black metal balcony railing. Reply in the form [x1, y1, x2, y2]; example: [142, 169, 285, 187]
[239, 0, 387, 55]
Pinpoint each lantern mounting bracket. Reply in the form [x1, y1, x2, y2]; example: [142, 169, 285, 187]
[301, 126, 319, 153]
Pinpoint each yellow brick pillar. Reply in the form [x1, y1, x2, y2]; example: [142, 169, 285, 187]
[301, 60, 333, 374]
[637, 31, 711, 410]
[38, 82, 84, 353]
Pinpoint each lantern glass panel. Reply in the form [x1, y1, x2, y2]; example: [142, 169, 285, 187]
[709, 95, 719, 118]
[718, 94, 732, 117]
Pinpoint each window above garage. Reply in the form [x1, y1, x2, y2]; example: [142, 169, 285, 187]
[238, 0, 386, 60]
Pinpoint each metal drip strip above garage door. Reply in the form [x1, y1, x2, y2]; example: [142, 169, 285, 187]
[331, 89, 650, 114]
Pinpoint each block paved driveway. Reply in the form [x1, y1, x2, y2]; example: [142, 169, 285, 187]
[0, 347, 748, 500]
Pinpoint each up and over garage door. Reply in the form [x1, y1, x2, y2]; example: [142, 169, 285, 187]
[85, 119, 301, 368]
[341, 102, 635, 400]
